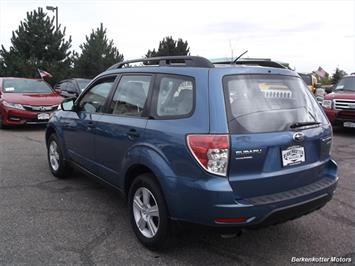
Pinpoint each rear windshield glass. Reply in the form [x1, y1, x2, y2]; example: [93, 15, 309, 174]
[335, 77, 355, 91]
[2, 79, 53, 93]
[224, 74, 327, 134]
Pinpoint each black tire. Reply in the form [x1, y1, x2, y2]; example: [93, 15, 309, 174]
[128, 173, 170, 250]
[47, 134, 72, 178]
[0, 113, 8, 129]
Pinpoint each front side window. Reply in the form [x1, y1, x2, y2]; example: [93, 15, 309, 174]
[3, 79, 53, 93]
[156, 76, 194, 118]
[110, 75, 151, 117]
[224, 74, 327, 133]
[78, 78, 115, 113]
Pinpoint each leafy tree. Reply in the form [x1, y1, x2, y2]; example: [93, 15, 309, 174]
[146, 36, 190, 58]
[0, 8, 72, 84]
[73, 23, 123, 78]
[331, 68, 347, 84]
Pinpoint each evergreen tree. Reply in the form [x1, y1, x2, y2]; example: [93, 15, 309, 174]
[331, 68, 347, 84]
[73, 23, 123, 78]
[146, 36, 190, 58]
[0, 8, 72, 84]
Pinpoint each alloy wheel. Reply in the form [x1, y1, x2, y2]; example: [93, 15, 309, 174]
[132, 187, 160, 238]
[49, 140, 60, 171]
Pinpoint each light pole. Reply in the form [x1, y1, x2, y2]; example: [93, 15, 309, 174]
[46, 6, 58, 31]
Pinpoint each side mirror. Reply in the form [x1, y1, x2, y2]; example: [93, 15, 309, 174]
[60, 98, 76, 111]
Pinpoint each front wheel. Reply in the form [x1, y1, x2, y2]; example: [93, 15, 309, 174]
[47, 134, 72, 178]
[128, 174, 170, 249]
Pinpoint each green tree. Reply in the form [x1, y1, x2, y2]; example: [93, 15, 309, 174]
[73, 23, 123, 78]
[0, 8, 72, 84]
[331, 68, 347, 84]
[146, 36, 190, 57]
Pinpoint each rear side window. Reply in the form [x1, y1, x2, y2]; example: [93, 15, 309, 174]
[155, 75, 194, 118]
[223, 74, 327, 134]
[109, 75, 151, 117]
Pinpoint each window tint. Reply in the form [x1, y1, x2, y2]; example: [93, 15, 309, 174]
[110, 75, 151, 117]
[78, 78, 115, 113]
[156, 76, 194, 117]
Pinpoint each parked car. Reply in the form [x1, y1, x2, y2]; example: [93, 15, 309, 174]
[322, 75, 355, 128]
[299, 73, 318, 94]
[0, 77, 63, 128]
[54, 78, 91, 98]
[45, 56, 338, 249]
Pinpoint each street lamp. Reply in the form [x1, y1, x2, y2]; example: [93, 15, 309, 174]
[46, 6, 58, 31]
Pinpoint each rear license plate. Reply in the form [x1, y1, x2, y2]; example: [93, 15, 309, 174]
[282, 146, 305, 167]
[37, 113, 50, 120]
[344, 122, 355, 128]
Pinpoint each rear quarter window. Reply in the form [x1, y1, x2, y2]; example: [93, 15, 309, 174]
[154, 75, 195, 119]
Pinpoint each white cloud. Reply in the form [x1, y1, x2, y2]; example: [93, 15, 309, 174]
[0, 0, 354, 73]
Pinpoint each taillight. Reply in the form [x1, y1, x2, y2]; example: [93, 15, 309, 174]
[187, 134, 229, 176]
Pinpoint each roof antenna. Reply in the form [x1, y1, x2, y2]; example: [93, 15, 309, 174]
[233, 50, 248, 63]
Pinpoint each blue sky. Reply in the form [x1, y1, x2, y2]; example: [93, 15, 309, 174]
[0, 0, 354, 74]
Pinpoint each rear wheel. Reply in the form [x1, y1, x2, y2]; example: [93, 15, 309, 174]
[128, 174, 169, 249]
[47, 134, 72, 178]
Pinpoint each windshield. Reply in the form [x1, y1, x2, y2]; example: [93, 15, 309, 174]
[299, 74, 312, 85]
[224, 74, 327, 133]
[2, 79, 53, 93]
[77, 80, 90, 91]
[335, 77, 355, 92]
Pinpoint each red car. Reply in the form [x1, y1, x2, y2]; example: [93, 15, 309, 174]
[0, 77, 63, 128]
[322, 75, 355, 128]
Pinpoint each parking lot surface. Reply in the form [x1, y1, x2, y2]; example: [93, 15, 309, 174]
[0, 126, 354, 265]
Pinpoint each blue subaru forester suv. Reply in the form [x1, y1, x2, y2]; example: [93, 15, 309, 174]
[46, 56, 338, 248]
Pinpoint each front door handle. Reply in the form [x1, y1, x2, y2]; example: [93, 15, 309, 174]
[127, 129, 140, 140]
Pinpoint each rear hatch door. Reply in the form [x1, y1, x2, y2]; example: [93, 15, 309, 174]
[223, 74, 331, 199]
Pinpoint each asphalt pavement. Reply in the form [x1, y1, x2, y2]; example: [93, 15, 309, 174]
[0, 126, 354, 265]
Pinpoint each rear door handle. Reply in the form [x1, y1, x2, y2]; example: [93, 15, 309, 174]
[127, 129, 140, 140]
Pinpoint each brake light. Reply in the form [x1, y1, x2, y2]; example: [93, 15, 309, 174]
[187, 134, 229, 176]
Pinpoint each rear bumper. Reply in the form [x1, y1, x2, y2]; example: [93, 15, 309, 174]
[0, 106, 53, 125]
[162, 159, 338, 227]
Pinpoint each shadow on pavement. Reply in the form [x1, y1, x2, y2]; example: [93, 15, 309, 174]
[1, 124, 47, 132]
[333, 126, 355, 137]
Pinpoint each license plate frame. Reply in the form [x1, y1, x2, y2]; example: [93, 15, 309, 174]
[281, 145, 305, 167]
[37, 113, 50, 120]
[343, 122, 355, 128]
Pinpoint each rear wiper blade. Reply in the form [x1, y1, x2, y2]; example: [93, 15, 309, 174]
[290, 121, 320, 129]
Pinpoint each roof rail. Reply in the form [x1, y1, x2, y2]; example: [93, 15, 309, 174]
[214, 59, 286, 69]
[107, 56, 215, 70]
